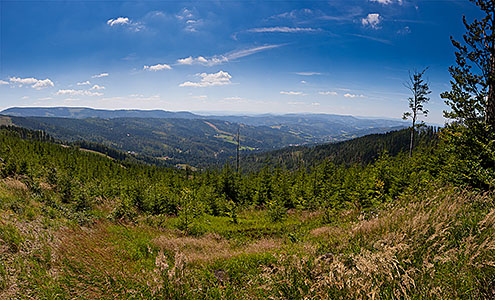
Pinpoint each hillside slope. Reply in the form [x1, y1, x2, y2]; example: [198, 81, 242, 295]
[1, 115, 310, 167]
[242, 127, 439, 171]
[0, 126, 492, 299]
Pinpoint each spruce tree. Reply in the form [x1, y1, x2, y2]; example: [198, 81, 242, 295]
[441, 0, 495, 187]
[441, 0, 495, 129]
[403, 68, 431, 157]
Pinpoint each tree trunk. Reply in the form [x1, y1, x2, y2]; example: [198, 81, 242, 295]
[409, 120, 415, 158]
[487, 16, 495, 129]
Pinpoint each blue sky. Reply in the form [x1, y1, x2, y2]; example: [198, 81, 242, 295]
[0, 0, 483, 123]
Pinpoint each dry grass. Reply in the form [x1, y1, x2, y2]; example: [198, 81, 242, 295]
[268, 187, 495, 299]
[1, 178, 28, 192]
[51, 223, 156, 298]
[1, 182, 493, 299]
[152, 232, 282, 264]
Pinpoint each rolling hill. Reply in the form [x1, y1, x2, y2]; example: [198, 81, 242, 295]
[1, 107, 410, 167]
[0, 115, 309, 167]
[2, 107, 407, 143]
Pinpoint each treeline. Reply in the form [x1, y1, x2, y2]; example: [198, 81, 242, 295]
[0, 126, 449, 230]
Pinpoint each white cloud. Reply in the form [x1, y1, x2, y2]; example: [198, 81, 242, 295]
[288, 101, 305, 105]
[0, 80, 9, 85]
[248, 27, 319, 33]
[312, 102, 321, 106]
[38, 97, 53, 100]
[176, 8, 194, 20]
[176, 45, 282, 67]
[107, 17, 144, 32]
[227, 45, 283, 60]
[143, 63, 172, 71]
[224, 96, 242, 101]
[10, 77, 38, 85]
[301, 80, 307, 84]
[192, 95, 208, 100]
[22, 96, 29, 100]
[107, 17, 130, 26]
[32, 79, 55, 89]
[55, 89, 103, 96]
[319, 91, 338, 96]
[177, 56, 228, 66]
[362, 13, 382, 29]
[270, 9, 314, 20]
[397, 26, 411, 35]
[344, 93, 365, 98]
[77, 81, 91, 86]
[92, 73, 109, 78]
[295, 72, 321, 76]
[9, 77, 54, 89]
[280, 91, 305, 96]
[90, 84, 105, 90]
[176, 8, 202, 32]
[179, 70, 232, 87]
[369, 0, 402, 5]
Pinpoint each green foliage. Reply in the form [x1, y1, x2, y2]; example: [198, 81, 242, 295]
[403, 68, 431, 157]
[242, 127, 439, 171]
[441, 0, 495, 188]
[177, 188, 205, 234]
[0, 223, 24, 253]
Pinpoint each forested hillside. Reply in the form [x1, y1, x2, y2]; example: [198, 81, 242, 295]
[0, 125, 493, 299]
[1, 115, 310, 167]
[2, 107, 408, 143]
[242, 126, 439, 170]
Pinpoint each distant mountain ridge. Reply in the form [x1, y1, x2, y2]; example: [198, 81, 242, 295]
[1, 107, 408, 142]
[2, 107, 198, 119]
[0, 107, 410, 167]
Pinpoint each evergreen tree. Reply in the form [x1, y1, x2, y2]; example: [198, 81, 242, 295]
[441, 0, 495, 128]
[441, 0, 495, 187]
[403, 68, 430, 157]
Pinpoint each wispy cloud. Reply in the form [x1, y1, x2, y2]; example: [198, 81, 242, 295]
[369, 0, 403, 5]
[179, 70, 232, 87]
[280, 91, 305, 96]
[143, 63, 172, 71]
[362, 13, 382, 29]
[0, 80, 9, 85]
[90, 84, 105, 90]
[176, 8, 202, 32]
[295, 72, 321, 76]
[344, 93, 365, 98]
[107, 17, 130, 26]
[247, 26, 319, 33]
[227, 44, 283, 60]
[9, 77, 54, 89]
[319, 91, 338, 96]
[224, 96, 243, 101]
[55, 89, 103, 96]
[176, 44, 283, 67]
[269, 8, 314, 20]
[77, 81, 91, 86]
[92, 73, 109, 78]
[107, 17, 144, 32]
[397, 26, 411, 35]
[352, 34, 391, 44]
[177, 56, 228, 66]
